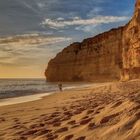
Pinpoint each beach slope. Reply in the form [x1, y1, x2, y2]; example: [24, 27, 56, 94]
[0, 80, 140, 140]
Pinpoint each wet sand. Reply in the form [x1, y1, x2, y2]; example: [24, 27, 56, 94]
[0, 92, 53, 107]
[0, 80, 140, 140]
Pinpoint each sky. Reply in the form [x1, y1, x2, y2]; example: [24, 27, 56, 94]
[0, 0, 135, 78]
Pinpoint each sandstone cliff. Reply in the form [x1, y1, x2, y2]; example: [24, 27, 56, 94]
[121, 0, 140, 80]
[45, 0, 140, 82]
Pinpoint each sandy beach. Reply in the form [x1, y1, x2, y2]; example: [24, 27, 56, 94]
[0, 80, 140, 140]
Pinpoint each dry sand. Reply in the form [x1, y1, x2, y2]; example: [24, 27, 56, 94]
[0, 80, 140, 140]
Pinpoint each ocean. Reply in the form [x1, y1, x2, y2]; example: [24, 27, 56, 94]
[0, 78, 91, 99]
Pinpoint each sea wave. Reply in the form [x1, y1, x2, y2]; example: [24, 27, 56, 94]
[0, 79, 93, 99]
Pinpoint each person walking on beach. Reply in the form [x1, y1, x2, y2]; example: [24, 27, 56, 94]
[58, 83, 63, 91]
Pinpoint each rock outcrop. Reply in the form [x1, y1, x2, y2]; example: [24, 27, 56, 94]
[121, 0, 140, 80]
[45, 0, 140, 82]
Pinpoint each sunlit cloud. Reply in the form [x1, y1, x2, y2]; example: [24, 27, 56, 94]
[0, 34, 72, 46]
[0, 34, 72, 68]
[42, 16, 129, 29]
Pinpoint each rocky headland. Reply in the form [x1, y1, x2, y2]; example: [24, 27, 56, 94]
[46, 0, 140, 82]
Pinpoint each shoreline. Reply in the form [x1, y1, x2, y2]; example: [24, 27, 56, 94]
[0, 92, 54, 107]
[0, 82, 108, 107]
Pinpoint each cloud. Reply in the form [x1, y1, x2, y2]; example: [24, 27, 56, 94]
[42, 16, 129, 29]
[0, 34, 72, 46]
[87, 7, 103, 17]
[0, 34, 72, 67]
[57, 17, 65, 21]
[75, 25, 98, 33]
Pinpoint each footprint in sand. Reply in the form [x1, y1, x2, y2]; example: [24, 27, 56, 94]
[45, 133, 58, 139]
[75, 136, 86, 140]
[80, 118, 92, 125]
[100, 113, 120, 124]
[10, 124, 23, 129]
[61, 116, 72, 121]
[0, 132, 6, 137]
[43, 116, 53, 122]
[29, 123, 45, 129]
[53, 122, 61, 127]
[47, 111, 61, 119]
[67, 120, 76, 125]
[15, 136, 27, 140]
[52, 117, 61, 123]
[71, 124, 80, 128]
[94, 110, 100, 114]
[22, 128, 52, 137]
[53, 111, 61, 115]
[35, 129, 52, 136]
[64, 111, 73, 116]
[88, 122, 96, 130]
[55, 127, 68, 133]
[62, 107, 68, 111]
[112, 101, 122, 108]
[35, 108, 40, 111]
[0, 117, 5, 122]
[81, 116, 89, 120]
[132, 105, 140, 111]
[40, 114, 47, 117]
[13, 118, 20, 122]
[135, 111, 140, 118]
[22, 129, 38, 136]
[46, 117, 62, 125]
[64, 134, 74, 140]
[73, 109, 83, 115]
[97, 107, 104, 110]
[87, 109, 94, 115]
[120, 116, 139, 132]
[39, 123, 45, 127]
[30, 117, 38, 121]
[50, 113, 60, 118]
[92, 104, 99, 108]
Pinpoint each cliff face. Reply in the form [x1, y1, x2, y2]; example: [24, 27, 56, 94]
[45, 0, 140, 82]
[121, 0, 140, 80]
[46, 28, 123, 82]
